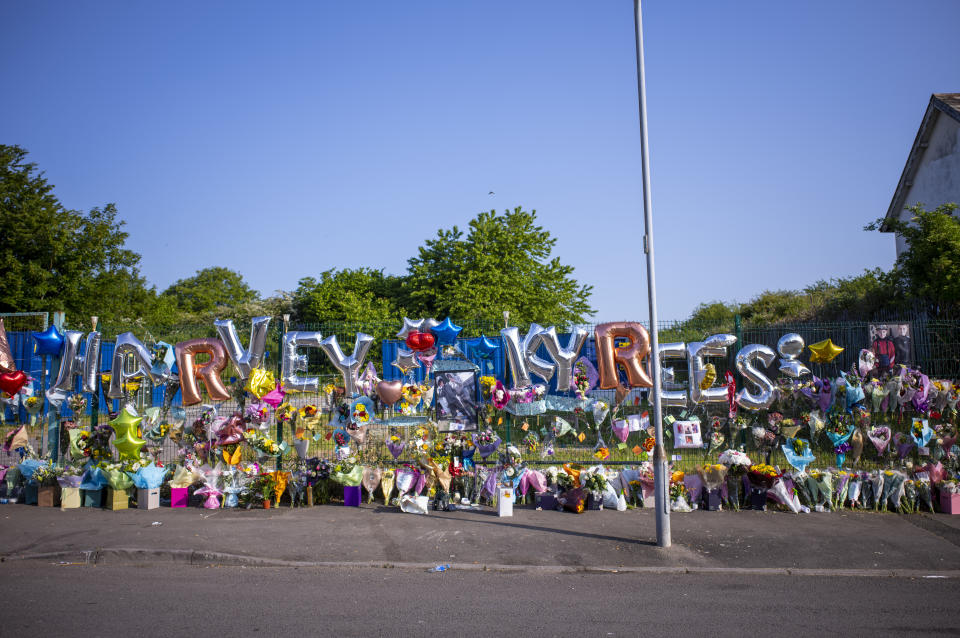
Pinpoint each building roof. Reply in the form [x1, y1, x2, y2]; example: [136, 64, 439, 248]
[881, 93, 960, 231]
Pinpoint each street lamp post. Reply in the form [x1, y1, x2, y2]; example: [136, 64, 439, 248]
[633, 0, 670, 548]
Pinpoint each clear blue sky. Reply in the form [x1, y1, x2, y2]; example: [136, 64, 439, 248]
[2, 1, 958, 321]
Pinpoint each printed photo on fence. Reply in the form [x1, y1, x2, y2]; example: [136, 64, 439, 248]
[868, 322, 912, 371]
[435, 370, 478, 431]
[672, 420, 702, 448]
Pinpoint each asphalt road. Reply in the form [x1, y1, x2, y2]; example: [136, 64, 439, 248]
[1, 563, 958, 637]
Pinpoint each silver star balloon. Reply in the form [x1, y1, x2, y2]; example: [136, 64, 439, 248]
[396, 317, 424, 339]
[392, 348, 421, 373]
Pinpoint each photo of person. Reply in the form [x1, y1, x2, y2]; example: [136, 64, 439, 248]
[893, 323, 912, 367]
[869, 324, 896, 372]
[435, 371, 478, 430]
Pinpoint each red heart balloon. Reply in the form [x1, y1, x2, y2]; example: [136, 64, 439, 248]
[405, 331, 435, 352]
[0, 370, 28, 396]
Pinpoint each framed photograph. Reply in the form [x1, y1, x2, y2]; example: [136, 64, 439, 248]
[672, 420, 702, 449]
[435, 370, 478, 431]
[868, 322, 911, 371]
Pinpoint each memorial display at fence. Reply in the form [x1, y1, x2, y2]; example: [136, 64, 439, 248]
[0, 312, 958, 517]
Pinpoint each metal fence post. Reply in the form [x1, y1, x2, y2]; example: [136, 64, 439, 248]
[277, 315, 287, 471]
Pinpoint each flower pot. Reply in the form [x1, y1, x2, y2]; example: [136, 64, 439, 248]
[137, 488, 160, 510]
[587, 492, 603, 510]
[60, 487, 81, 510]
[24, 483, 38, 505]
[82, 488, 104, 508]
[497, 487, 514, 517]
[106, 487, 130, 510]
[941, 492, 960, 514]
[170, 487, 188, 508]
[37, 485, 60, 507]
[343, 485, 361, 507]
[263, 500, 271, 509]
[749, 487, 768, 511]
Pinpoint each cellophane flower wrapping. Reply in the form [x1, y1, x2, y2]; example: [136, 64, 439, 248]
[129, 463, 168, 489]
[725, 474, 742, 510]
[700, 464, 728, 492]
[809, 470, 833, 509]
[17, 459, 47, 484]
[170, 465, 198, 489]
[782, 440, 816, 473]
[847, 475, 862, 507]
[332, 464, 363, 487]
[915, 475, 934, 512]
[103, 466, 134, 491]
[832, 471, 852, 509]
[768, 478, 800, 513]
[380, 470, 395, 505]
[880, 471, 904, 511]
[789, 472, 814, 507]
[79, 465, 108, 491]
[57, 474, 83, 489]
[901, 479, 918, 513]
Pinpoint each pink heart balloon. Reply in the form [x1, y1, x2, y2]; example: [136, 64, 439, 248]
[377, 380, 403, 405]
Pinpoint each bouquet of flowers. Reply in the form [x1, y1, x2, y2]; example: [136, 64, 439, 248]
[826, 414, 854, 467]
[833, 470, 852, 509]
[582, 472, 607, 495]
[699, 464, 728, 493]
[867, 425, 892, 458]
[244, 402, 270, 429]
[572, 361, 591, 399]
[386, 434, 405, 460]
[332, 455, 363, 486]
[847, 472, 862, 508]
[669, 480, 692, 512]
[474, 429, 501, 459]
[880, 470, 906, 512]
[244, 429, 280, 457]
[782, 437, 816, 474]
[914, 473, 934, 512]
[748, 463, 779, 490]
[491, 381, 510, 410]
[67, 394, 87, 414]
[719, 449, 751, 509]
[522, 431, 539, 455]
[479, 376, 497, 399]
[31, 464, 62, 487]
[808, 469, 833, 510]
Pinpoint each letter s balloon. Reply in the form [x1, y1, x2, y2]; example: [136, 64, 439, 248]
[735, 344, 777, 410]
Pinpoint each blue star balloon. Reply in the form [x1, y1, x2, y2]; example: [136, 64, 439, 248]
[32, 325, 64, 356]
[474, 335, 500, 359]
[431, 318, 462, 346]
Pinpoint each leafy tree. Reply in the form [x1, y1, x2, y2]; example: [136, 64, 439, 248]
[866, 203, 960, 309]
[0, 144, 157, 325]
[404, 207, 593, 328]
[293, 268, 402, 327]
[161, 267, 258, 315]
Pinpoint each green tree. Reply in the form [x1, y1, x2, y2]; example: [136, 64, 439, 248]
[867, 203, 960, 309]
[404, 207, 593, 328]
[161, 267, 258, 315]
[293, 268, 402, 327]
[0, 144, 157, 325]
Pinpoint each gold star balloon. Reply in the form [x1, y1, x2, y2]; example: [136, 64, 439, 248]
[808, 339, 844, 363]
[110, 408, 146, 461]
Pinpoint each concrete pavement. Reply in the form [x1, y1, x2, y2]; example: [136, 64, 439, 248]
[3, 503, 960, 575]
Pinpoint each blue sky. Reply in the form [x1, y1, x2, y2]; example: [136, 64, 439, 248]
[2, 1, 958, 321]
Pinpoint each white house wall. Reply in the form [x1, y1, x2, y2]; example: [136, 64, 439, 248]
[895, 113, 960, 257]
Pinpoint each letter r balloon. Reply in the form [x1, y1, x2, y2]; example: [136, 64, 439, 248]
[594, 322, 653, 390]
